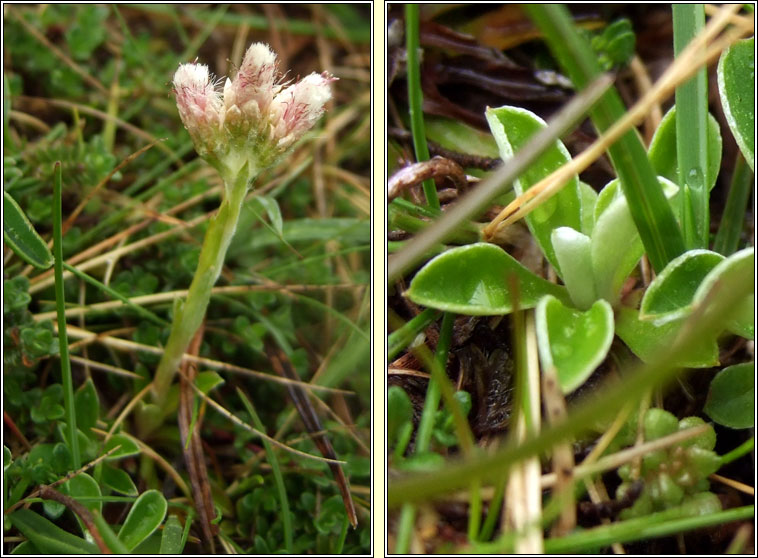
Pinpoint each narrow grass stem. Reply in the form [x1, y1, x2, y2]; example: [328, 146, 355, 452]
[52, 161, 81, 469]
[237, 389, 293, 553]
[393, 312, 454, 553]
[151, 168, 254, 408]
[405, 4, 439, 209]
[713, 153, 753, 255]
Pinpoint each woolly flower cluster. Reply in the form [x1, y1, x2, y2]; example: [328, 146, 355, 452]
[173, 43, 335, 182]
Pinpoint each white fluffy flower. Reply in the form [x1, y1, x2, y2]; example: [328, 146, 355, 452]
[173, 43, 335, 181]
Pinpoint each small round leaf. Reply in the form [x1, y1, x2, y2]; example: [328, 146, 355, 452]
[704, 362, 754, 429]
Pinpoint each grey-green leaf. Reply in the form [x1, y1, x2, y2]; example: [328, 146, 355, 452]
[104, 433, 140, 459]
[591, 177, 679, 303]
[639, 249, 725, 325]
[692, 247, 754, 339]
[551, 227, 595, 309]
[3, 191, 53, 269]
[535, 295, 614, 394]
[406, 243, 571, 315]
[74, 378, 99, 433]
[615, 306, 719, 368]
[485, 105, 581, 276]
[718, 37, 755, 170]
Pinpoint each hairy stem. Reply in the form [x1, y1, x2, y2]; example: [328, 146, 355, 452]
[151, 166, 254, 406]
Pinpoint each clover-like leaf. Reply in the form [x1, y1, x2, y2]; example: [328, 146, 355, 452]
[406, 243, 571, 316]
[118, 489, 168, 551]
[639, 250, 725, 325]
[485, 105, 581, 275]
[718, 37, 755, 170]
[535, 295, 614, 394]
[615, 306, 719, 368]
[704, 362, 754, 429]
[648, 106, 723, 191]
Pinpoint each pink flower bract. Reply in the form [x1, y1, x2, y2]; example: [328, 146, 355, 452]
[172, 42, 335, 176]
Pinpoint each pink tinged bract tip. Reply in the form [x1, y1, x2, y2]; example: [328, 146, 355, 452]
[272, 72, 336, 144]
[234, 42, 279, 113]
[173, 63, 222, 132]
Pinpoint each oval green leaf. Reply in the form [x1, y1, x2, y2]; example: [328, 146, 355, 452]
[551, 227, 595, 310]
[159, 515, 186, 555]
[485, 105, 581, 276]
[9, 508, 98, 554]
[693, 247, 754, 339]
[536, 295, 614, 394]
[62, 472, 101, 516]
[591, 177, 679, 303]
[3, 191, 53, 269]
[406, 243, 571, 315]
[74, 378, 99, 433]
[104, 433, 140, 459]
[117, 489, 168, 551]
[578, 181, 598, 235]
[718, 37, 755, 170]
[195, 370, 225, 394]
[102, 464, 138, 496]
[387, 385, 413, 450]
[425, 116, 500, 160]
[615, 306, 719, 368]
[648, 106, 723, 191]
[704, 362, 754, 429]
[639, 249, 725, 324]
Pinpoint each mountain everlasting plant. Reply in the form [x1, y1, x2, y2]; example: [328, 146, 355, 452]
[148, 43, 335, 419]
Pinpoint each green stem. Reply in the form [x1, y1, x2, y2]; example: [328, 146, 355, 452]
[151, 166, 255, 405]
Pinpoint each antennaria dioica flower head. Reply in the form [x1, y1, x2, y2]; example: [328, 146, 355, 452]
[150, 44, 335, 420]
[173, 42, 336, 186]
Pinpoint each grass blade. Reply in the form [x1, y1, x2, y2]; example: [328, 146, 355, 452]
[525, 4, 685, 272]
[53, 161, 81, 470]
[713, 153, 754, 255]
[673, 4, 710, 248]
